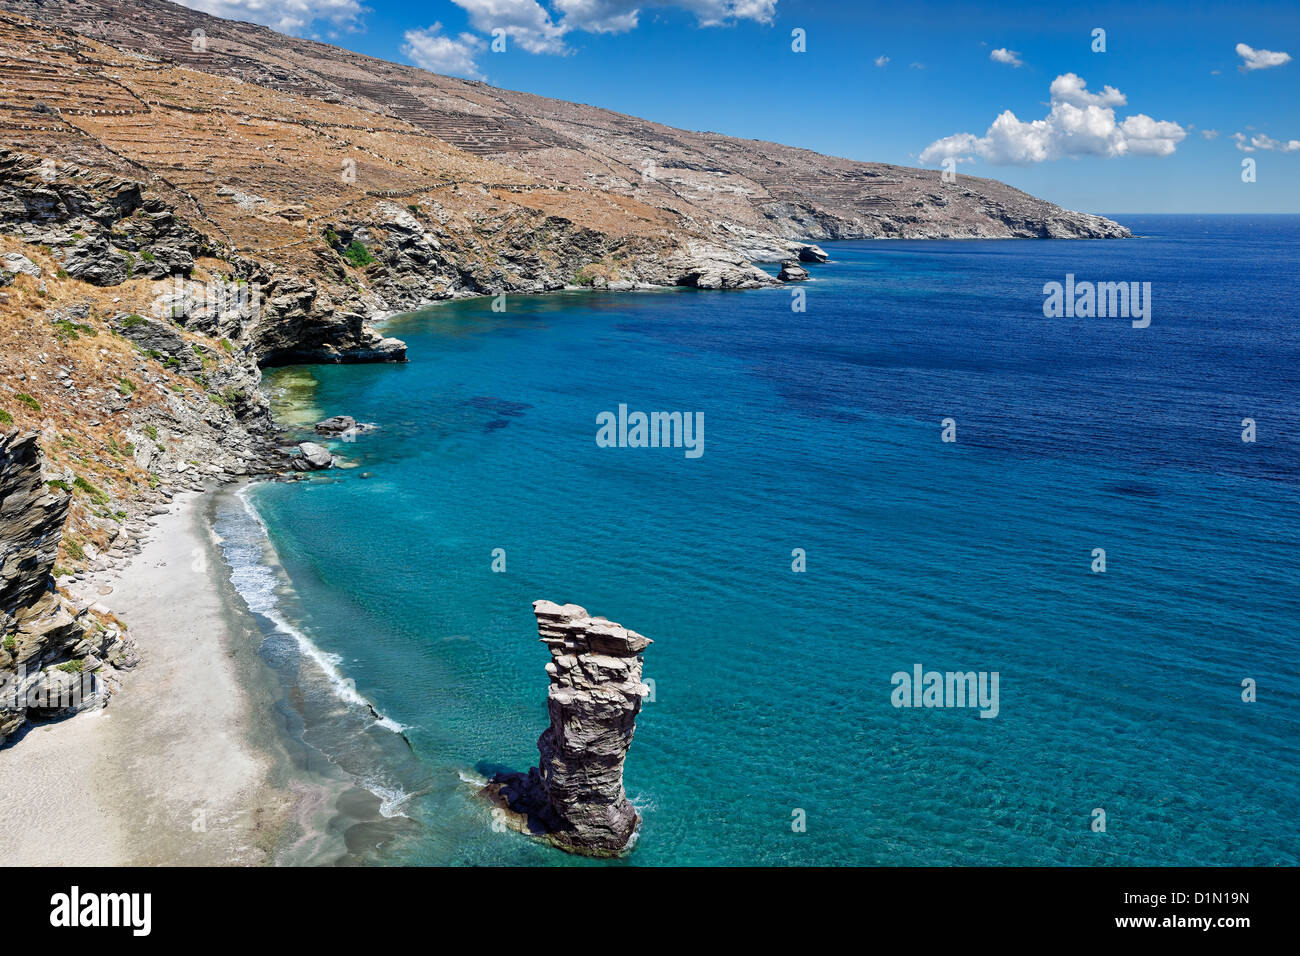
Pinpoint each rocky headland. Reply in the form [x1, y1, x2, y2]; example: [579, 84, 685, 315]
[485, 601, 652, 856]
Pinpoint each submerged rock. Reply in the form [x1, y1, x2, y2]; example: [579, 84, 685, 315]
[485, 600, 652, 856]
[314, 415, 356, 434]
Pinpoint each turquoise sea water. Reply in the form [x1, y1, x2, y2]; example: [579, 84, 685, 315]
[228, 215, 1299, 866]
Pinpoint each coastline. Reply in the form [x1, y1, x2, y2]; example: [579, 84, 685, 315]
[0, 489, 303, 865]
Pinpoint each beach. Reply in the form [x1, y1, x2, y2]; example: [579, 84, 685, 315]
[0, 491, 295, 866]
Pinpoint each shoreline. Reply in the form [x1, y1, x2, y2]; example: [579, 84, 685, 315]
[0, 488, 316, 865]
[3, 269, 830, 867]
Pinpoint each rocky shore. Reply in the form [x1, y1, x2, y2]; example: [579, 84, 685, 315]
[0, 490, 299, 865]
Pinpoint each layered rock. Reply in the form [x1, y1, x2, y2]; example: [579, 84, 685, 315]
[0, 148, 407, 367]
[1, 431, 136, 745]
[486, 600, 652, 856]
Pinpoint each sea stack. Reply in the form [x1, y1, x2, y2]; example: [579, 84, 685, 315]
[486, 600, 652, 856]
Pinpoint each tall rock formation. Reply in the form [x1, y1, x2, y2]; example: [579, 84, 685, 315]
[1, 431, 135, 745]
[487, 600, 652, 856]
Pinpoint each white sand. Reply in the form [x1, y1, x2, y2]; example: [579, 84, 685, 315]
[0, 491, 292, 865]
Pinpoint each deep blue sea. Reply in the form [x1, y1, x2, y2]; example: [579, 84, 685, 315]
[224, 214, 1299, 866]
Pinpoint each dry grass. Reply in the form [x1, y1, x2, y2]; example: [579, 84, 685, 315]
[0, 241, 242, 569]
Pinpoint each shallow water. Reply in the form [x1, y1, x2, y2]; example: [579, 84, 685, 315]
[239, 215, 1298, 865]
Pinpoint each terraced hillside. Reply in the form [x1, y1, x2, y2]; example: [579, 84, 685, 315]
[0, 0, 1128, 248]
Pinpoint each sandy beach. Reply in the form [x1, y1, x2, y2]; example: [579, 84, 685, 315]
[0, 490, 296, 866]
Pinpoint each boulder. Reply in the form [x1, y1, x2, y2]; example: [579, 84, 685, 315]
[314, 415, 356, 434]
[777, 259, 810, 282]
[290, 442, 334, 471]
[110, 313, 202, 374]
[0, 252, 40, 277]
[62, 233, 129, 285]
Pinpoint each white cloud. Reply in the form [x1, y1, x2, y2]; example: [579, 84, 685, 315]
[402, 23, 487, 79]
[552, 0, 640, 33]
[1236, 42, 1292, 71]
[676, 0, 777, 27]
[454, 0, 776, 50]
[874, 55, 889, 67]
[920, 73, 1184, 166]
[453, 0, 568, 54]
[1201, 129, 1219, 140]
[1049, 72, 1125, 108]
[173, 0, 365, 35]
[989, 47, 1022, 67]
[1238, 132, 1300, 152]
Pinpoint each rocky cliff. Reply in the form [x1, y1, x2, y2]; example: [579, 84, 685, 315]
[486, 600, 652, 856]
[0, 1, 1128, 320]
[0, 430, 135, 745]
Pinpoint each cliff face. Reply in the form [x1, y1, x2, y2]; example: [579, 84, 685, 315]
[487, 600, 652, 856]
[0, 431, 135, 745]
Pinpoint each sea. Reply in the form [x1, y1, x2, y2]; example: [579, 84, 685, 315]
[211, 214, 1299, 866]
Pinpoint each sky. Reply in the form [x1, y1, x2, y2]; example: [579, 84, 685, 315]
[178, 0, 1300, 213]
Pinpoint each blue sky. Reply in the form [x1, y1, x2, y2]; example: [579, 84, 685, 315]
[182, 1, 1299, 213]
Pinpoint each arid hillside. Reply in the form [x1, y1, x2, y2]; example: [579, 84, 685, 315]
[0, 0, 1128, 253]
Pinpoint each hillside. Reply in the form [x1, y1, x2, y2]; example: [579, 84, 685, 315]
[0, 0, 1129, 743]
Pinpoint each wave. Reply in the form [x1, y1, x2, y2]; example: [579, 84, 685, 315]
[457, 769, 489, 787]
[222, 484, 424, 820]
[229, 487, 389, 716]
[362, 776, 415, 818]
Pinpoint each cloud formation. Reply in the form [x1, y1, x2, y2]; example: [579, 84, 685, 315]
[402, 24, 488, 79]
[451, 0, 776, 53]
[874, 55, 890, 67]
[175, 0, 365, 35]
[454, 0, 568, 53]
[920, 73, 1185, 166]
[1236, 42, 1292, 71]
[989, 47, 1022, 67]
[1234, 131, 1300, 152]
[400, 1, 777, 69]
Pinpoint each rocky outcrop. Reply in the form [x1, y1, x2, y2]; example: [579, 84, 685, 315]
[1, 431, 135, 745]
[111, 312, 202, 375]
[486, 600, 652, 856]
[0, 251, 39, 279]
[315, 416, 356, 434]
[777, 260, 810, 282]
[291, 442, 334, 471]
[0, 149, 407, 366]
